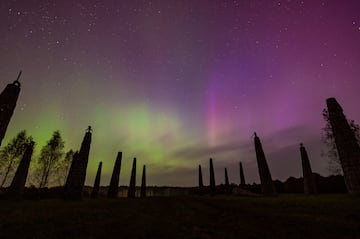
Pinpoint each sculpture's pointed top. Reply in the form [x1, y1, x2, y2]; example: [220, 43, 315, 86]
[13, 71, 22, 87]
[326, 97, 343, 112]
[16, 71, 22, 81]
[300, 143, 304, 147]
[86, 126, 92, 133]
[326, 97, 337, 103]
[254, 132, 257, 137]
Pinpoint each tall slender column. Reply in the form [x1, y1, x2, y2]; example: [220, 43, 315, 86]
[326, 98, 360, 194]
[128, 157, 136, 198]
[209, 158, 216, 195]
[254, 133, 276, 195]
[0, 71, 22, 146]
[7, 141, 34, 199]
[64, 126, 92, 199]
[91, 161, 102, 198]
[108, 152, 122, 198]
[140, 165, 146, 198]
[300, 144, 317, 194]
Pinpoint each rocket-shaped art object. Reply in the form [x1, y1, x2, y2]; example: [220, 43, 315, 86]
[300, 144, 317, 194]
[91, 161, 102, 198]
[224, 168, 230, 193]
[254, 133, 276, 195]
[198, 164, 204, 195]
[7, 141, 34, 199]
[239, 162, 246, 186]
[209, 158, 216, 195]
[140, 165, 146, 198]
[128, 158, 137, 198]
[64, 126, 92, 199]
[108, 152, 122, 198]
[326, 98, 360, 194]
[0, 71, 22, 146]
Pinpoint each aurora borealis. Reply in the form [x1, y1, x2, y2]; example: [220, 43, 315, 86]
[1, 0, 360, 186]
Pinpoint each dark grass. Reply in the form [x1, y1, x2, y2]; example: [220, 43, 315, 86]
[0, 194, 359, 239]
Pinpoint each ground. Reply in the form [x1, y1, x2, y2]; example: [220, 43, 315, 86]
[0, 194, 359, 238]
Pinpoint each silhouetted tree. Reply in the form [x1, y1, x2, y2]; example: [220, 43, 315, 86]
[322, 109, 360, 174]
[53, 149, 74, 186]
[0, 130, 32, 187]
[38, 131, 65, 188]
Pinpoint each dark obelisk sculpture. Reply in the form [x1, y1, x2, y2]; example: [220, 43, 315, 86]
[128, 158, 136, 198]
[64, 126, 92, 199]
[65, 151, 79, 187]
[299, 144, 317, 194]
[326, 98, 360, 194]
[239, 162, 246, 186]
[254, 132, 276, 195]
[91, 161, 102, 198]
[225, 168, 229, 185]
[209, 158, 216, 195]
[140, 165, 146, 198]
[7, 141, 34, 199]
[0, 71, 22, 146]
[108, 152, 122, 198]
[225, 168, 230, 193]
[198, 165, 204, 195]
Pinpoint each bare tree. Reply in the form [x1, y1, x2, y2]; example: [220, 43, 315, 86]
[53, 149, 74, 186]
[0, 130, 32, 187]
[38, 130, 65, 188]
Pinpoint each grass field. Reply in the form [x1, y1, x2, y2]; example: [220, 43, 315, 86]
[0, 194, 359, 239]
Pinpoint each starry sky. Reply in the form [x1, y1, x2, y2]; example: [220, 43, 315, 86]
[1, 0, 360, 187]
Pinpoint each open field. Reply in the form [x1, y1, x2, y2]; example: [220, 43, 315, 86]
[0, 194, 359, 239]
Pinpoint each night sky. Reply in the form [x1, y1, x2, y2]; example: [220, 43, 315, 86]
[1, 0, 360, 186]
